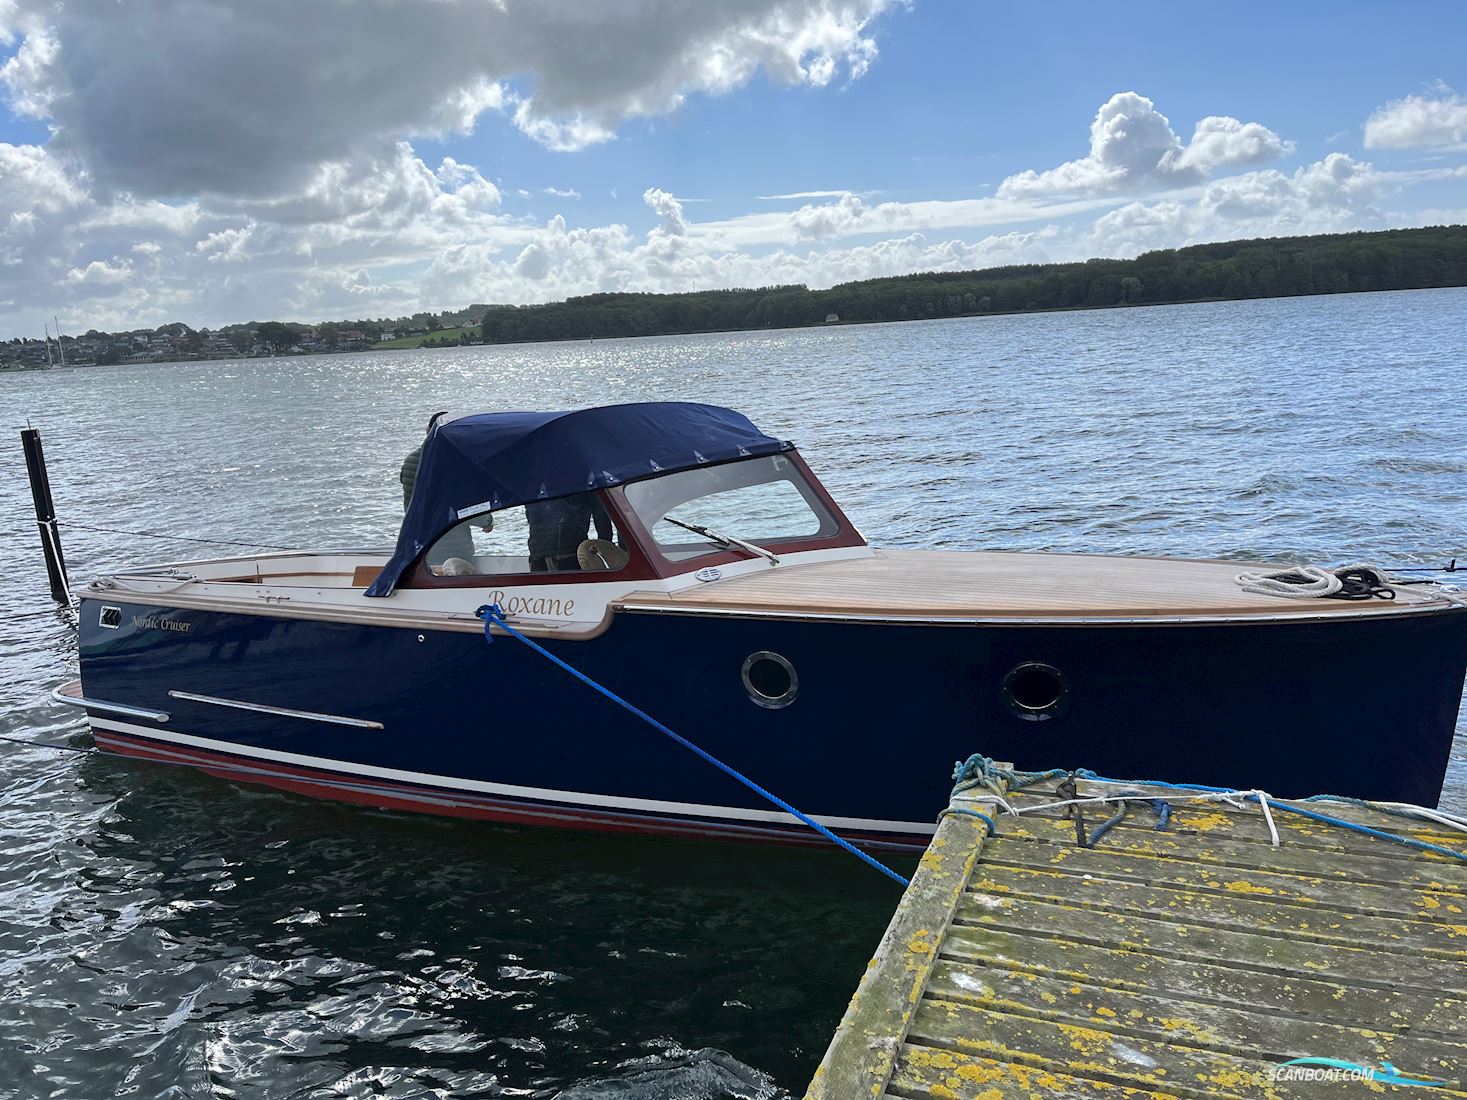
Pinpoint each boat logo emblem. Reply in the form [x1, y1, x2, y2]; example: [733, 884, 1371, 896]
[99, 605, 122, 629]
[694, 567, 722, 583]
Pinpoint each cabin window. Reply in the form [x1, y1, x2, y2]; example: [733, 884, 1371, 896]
[624, 455, 838, 564]
[423, 493, 628, 577]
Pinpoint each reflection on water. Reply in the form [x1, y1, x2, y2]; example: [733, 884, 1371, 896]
[1, 288, 1465, 1095]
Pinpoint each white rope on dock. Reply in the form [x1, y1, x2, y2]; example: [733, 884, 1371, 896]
[955, 788, 1292, 849]
[1322, 800, 1467, 835]
[1252, 789, 1280, 847]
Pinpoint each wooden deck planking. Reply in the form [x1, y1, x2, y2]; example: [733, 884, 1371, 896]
[617, 549, 1455, 620]
[806, 772, 1467, 1099]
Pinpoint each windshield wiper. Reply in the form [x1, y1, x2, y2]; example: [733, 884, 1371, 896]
[661, 516, 780, 565]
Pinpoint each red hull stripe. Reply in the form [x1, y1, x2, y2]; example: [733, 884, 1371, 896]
[91, 729, 930, 852]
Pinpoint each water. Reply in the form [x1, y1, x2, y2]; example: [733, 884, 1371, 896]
[2, 288, 1466, 1097]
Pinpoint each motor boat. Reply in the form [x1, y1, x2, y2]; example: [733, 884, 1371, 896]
[57, 402, 1467, 849]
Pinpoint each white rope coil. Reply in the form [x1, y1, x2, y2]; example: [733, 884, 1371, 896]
[1235, 562, 1394, 599]
[1235, 565, 1342, 598]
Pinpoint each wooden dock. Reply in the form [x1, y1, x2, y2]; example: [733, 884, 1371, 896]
[806, 763, 1467, 1099]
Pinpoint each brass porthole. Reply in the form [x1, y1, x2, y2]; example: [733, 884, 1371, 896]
[742, 651, 798, 709]
[1003, 662, 1067, 721]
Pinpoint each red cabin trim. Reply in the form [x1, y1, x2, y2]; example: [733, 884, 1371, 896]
[398, 450, 867, 589]
[608, 451, 867, 580]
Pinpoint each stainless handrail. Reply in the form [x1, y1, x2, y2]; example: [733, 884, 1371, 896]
[166, 690, 383, 730]
[51, 681, 170, 723]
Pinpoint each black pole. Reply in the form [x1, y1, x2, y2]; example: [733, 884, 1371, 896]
[21, 426, 70, 604]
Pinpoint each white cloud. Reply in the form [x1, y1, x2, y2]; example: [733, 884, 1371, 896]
[758, 189, 859, 200]
[195, 225, 255, 264]
[0, 140, 529, 332]
[64, 258, 132, 287]
[422, 217, 1056, 309]
[998, 92, 1292, 199]
[0, 70, 1459, 341]
[1090, 153, 1388, 256]
[1364, 84, 1467, 150]
[1173, 115, 1296, 174]
[0, 0, 897, 197]
[696, 191, 1135, 247]
[643, 187, 689, 236]
[511, 103, 618, 154]
[788, 192, 875, 240]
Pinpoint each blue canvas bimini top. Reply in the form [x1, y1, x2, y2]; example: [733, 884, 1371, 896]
[365, 402, 792, 596]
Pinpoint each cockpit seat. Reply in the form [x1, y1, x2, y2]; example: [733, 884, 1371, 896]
[577, 539, 629, 572]
[437, 557, 480, 576]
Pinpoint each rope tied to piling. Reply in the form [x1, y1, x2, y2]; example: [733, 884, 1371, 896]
[951, 753, 1067, 796]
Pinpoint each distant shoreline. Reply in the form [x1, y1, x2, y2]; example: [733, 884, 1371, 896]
[7, 283, 1462, 374]
[3, 226, 1462, 369]
[450, 283, 1466, 351]
[473, 226, 1466, 348]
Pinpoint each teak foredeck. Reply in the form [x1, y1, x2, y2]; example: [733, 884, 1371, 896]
[806, 772, 1467, 1099]
[617, 550, 1455, 621]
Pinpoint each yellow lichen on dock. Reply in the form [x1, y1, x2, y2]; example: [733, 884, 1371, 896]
[805, 772, 1467, 1099]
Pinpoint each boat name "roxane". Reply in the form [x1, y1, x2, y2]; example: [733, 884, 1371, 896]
[484, 590, 576, 619]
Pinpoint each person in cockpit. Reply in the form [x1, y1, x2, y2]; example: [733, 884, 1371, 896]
[525, 493, 614, 571]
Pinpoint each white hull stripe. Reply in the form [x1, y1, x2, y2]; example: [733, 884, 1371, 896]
[88, 717, 938, 836]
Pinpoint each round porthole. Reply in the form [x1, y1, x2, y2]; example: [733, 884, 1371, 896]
[742, 651, 799, 709]
[1002, 662, 1067, 721]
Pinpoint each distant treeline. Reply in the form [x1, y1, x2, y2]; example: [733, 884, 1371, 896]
[478, 226, 1467, 345]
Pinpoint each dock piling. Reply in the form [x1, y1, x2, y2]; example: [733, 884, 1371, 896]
[20, 426, 70, 604]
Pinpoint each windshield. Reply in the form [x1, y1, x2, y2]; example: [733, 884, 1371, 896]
[623, 455, 838, 564]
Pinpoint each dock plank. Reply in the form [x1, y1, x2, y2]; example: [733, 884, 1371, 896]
[964, 863, 1467, 958]
[923, 959, 1467, 1071]
[980, 811, 1467, 890]
[977, 840, 1466, 922]
[941, 925, 1467, 1038]
[951, 892, 1465, 992]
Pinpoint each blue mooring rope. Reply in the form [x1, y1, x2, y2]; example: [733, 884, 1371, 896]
[1084, 798, 1174, 847]
[953, 755, 1464, 861]
[475, 604, 911, 887]
[1074, 769, 1467, 864]
[940, 806, 998, 835]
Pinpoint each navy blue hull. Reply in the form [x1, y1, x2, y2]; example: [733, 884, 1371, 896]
[77, 599, 1467, 842]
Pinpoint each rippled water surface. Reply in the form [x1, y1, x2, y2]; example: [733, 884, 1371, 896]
[2, 289, 1466, 1097]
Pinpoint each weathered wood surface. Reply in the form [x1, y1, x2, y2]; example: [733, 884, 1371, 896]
[806, 775, 1467, 1099]
[806, 785, 1009, 1100]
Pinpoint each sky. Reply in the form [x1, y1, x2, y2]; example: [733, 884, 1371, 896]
[0, 0, 1464, 339]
